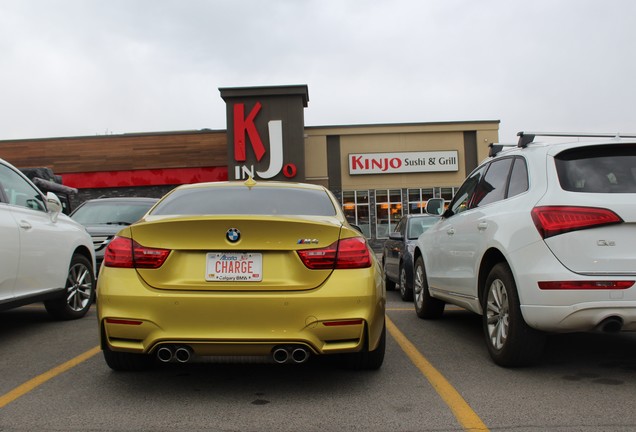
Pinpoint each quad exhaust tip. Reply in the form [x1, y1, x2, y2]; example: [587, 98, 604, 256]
[272, 346, 310, 364]
[156, 344, 310, 364]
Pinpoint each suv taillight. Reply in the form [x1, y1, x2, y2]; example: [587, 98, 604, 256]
[297, 237, 372, 270]
[531, 206, 623, 239]
[104, 236, 170, 269]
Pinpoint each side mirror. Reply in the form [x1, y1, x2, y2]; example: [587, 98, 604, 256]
[46, 192, 62, 222]
[388, 232, 403, 241]
[350, 224, 363, 234]
[425, 198, 445, 216]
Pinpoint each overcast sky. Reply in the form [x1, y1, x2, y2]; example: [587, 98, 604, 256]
[1, 0, 635, 143]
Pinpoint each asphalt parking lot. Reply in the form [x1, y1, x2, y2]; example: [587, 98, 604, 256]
[2, 289, 636, 431]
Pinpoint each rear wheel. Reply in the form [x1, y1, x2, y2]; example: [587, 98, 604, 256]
[482, 262, 546, 367]
[399, 264, 413, 301]
[342, 322, 385, 370]
[45, 254, 95, 320]
[413, 257, 444, 319]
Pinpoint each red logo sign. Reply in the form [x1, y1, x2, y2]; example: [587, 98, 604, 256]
[232, 102, 297, 180]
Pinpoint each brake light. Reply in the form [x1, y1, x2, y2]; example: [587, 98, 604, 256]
[103, 236, 170, 269]
[531, 206, 622, 239]
[297, 237, 372, 270]
[539, 281, 634, 290]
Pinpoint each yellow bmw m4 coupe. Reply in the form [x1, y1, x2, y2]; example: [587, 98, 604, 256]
[97, 180, 386, 371]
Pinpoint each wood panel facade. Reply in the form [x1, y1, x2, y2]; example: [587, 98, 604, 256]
[0, 129, 227, 173]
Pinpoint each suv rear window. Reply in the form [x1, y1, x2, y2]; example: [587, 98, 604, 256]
[555, 144, 636, 193]
[151, 186, 337, 216]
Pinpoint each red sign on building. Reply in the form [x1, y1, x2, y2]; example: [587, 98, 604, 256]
[220, 85, 309, 182]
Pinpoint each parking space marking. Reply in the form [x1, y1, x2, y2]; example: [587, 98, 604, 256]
[0, 346, 100, 409]
[386, 316, 489, 432]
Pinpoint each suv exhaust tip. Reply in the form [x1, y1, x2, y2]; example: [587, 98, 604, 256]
[596, 316, 623, 333]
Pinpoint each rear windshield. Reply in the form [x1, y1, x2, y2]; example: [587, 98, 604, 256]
[151, 186, 337, 216]
[71, 201, 156, 225]
[555, 144, 636, 193]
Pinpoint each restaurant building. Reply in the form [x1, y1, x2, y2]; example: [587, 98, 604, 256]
[0, 85, 499, 249]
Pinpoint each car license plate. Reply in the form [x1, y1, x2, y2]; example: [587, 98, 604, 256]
[206, 252, 262, 282]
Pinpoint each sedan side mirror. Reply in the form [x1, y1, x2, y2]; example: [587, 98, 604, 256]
[388, 232, 403, 240]
[350, 224, 364, 234]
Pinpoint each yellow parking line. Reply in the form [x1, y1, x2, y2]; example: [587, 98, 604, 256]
[0, 346, 101, 409]
[386, 316, 489, 432]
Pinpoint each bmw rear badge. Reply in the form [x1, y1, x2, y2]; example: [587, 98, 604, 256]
[226, 228, 240, 243]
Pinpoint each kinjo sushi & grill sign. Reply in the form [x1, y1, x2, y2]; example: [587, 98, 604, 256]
[348, 151, 459, 175]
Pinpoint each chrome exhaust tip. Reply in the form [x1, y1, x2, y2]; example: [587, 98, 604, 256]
[272, 348, 290, 364]
[291, 348, 310, 364]
[156, 346, 174, 363]
[174, 346, 193, 363]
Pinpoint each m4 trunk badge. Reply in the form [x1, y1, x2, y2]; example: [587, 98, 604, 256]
[226, 228, 240, 242]
[297, 238, 319, 244]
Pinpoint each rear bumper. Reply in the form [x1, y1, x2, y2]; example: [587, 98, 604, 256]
[97, 267, 385, 356]
[510, 241, 636, 332]
[522, 302, 636, 332]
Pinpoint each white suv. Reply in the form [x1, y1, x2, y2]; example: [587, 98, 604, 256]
[413, 132, 636, 367]
[0, 157, 96, 319]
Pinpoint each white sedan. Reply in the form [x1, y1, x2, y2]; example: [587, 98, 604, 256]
[0, 157, 96, 319]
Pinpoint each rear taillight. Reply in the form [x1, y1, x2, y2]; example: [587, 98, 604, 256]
[539, 281, 634, 290]
[103, 236, 170, 269]
[531, 206, 623, 239]
[297, 237, 372, 270]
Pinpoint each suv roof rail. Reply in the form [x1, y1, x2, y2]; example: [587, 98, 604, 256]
[517, 131, 636, 148]
[488, 143, 516, 157]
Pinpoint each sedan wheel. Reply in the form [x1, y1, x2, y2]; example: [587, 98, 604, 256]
[482, 262, 546, 367]
[413, 257, 444, 319]
[399, 265, 412, 301]
[383, 258, 396, 291]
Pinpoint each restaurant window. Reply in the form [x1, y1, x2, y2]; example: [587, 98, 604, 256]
[375, 189, 402, 239]
[407, 188, 434, 214]
[436, 186, 459, 208]
[342, 190, 370, 238]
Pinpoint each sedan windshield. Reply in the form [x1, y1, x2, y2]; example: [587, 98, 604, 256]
[151, 186, 337, 216]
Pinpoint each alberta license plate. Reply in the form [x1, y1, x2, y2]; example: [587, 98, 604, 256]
[206, 252, 263, 282]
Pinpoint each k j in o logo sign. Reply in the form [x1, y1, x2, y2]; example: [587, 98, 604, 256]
[220, 85, 309, 182]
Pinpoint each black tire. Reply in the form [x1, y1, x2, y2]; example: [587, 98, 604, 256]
[103, 345, 153, 372]
[342, 321, 385, 371]
[399, 264, 413, 301]
[482, 262, 546, 367]
[44, 253, 95, 320]
[383, 259, 396, 291]
[413, 256, 444, 319]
